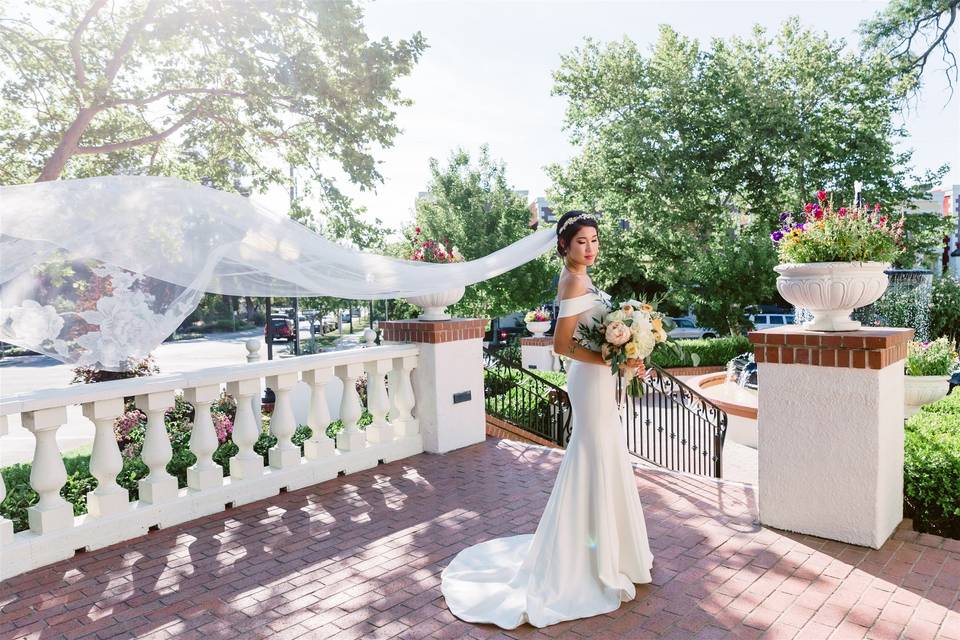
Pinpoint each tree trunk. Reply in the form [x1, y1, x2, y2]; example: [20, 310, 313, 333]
[36, 108, 99, 181]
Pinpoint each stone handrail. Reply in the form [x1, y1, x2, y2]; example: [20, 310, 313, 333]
[0, 344, 420, 580]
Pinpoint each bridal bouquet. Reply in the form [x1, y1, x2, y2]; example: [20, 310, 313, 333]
[575, 296, 677, 386]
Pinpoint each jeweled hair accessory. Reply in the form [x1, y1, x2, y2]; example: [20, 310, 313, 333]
[557, 212, 596, 236]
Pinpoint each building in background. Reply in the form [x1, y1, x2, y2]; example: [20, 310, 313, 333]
[527, 196, 557, 229]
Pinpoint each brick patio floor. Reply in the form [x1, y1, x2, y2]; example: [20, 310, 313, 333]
[1, 437, 958, 640]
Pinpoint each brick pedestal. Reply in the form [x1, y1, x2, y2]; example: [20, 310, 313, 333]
[380, 319, 487, 453]
[748, 326, 914, 548]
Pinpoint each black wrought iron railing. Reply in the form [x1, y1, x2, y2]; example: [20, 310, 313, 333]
[616, 365, 728, 478]
[483, 347, 573, 446]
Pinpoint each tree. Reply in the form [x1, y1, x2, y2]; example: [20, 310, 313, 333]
[548, 20, 947, 309]
[682, 226, 778, 335]
[410, 147, 556, 320]
[0, 0, 426, 224]
[860, 0, 959, 98]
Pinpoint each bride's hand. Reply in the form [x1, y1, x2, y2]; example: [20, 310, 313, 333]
[619, 358, 645, 377]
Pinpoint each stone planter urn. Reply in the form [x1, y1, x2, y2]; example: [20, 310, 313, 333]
[774, 262, 889, 331]
[525, 321, 551, 338]
[403, 285, 465, 321]
[904, 375, 951, 418]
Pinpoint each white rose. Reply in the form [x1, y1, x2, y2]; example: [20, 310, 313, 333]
[605, 309, 625, 324]
[605, 320, 632, 346]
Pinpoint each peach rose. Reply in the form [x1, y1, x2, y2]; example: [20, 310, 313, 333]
[605, 320, 632, 346]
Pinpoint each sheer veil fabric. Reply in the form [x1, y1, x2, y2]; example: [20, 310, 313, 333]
[0, 176, 556, 369]
[439, 276, 654, 629]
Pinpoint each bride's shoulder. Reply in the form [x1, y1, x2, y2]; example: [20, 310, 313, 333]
[557, 274, 590, 300]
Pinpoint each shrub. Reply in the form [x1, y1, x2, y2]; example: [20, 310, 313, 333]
[904, 415, 960, 538]
[650, 336, 754, 368]
[903, 391, 960, 539]
[930, 275, 960, 348]
[905, 337, 959, 377]
[71, 354, 159, 384]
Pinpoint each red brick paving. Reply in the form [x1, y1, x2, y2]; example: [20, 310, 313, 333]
[0, 437, 958, 640]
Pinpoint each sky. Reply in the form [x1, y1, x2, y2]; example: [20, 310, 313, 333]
[255, 0, 960, 239]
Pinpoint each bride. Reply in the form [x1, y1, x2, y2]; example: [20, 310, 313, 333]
[440, 210, 655, 629]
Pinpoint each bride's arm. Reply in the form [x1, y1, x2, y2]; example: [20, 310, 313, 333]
[553, 281, 606, 366]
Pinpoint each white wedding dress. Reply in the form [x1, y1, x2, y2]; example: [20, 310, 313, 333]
[440, 282, 654, 629]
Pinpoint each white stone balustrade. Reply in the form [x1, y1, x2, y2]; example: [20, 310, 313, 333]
[0, 344, 420, 581]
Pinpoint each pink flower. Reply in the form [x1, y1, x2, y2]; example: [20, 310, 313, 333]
[874, 203, 881, 212]
[414, 227, 421, 234]
[213, 413, 233, 444]
[804, 203, 814, 214]
[838, 207, 847, 217]
[605, 320, 632, 346]
[817, 190, 827, 202]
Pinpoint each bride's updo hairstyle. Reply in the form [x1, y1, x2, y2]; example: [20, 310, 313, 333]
[556, 210, 599, 258]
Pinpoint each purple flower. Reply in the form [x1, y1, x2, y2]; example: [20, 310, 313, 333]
[771, 230, 784, 242]
[779, 212, 790, 222]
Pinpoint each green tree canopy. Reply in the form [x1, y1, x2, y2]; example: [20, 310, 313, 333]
[408, 146, 556, 320]
[548, 19, 947, 320]
[0, 0, 425, 227]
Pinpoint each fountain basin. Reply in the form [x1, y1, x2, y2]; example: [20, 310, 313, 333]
[691, 372, 758, 448]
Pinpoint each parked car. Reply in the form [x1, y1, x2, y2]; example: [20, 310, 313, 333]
[265, 315, 294, 342]
[320, 314, 338, 333]
[484, 312, 526, 346]
[668, 317, 717, 340]
[748, 313, 795, 330]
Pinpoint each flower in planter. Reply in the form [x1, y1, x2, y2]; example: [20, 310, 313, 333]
[906, 337, 960, 377]
[406, 227, 465, 264]
[524, 307, 552, 323]
[770, 191, 905, 264]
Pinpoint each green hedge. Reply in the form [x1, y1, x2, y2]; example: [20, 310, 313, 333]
[904, 391, 960, 539]
[651, 336, 753, 368]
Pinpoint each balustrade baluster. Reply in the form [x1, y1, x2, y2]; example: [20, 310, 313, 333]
[22, 407, 73, 533]
[388, 355, 418, 437]
[302, 368, 335, 459]
[135, 391, 178, 503]
[225, 379, 265, 479]
[82, 398, 129, 517]
[0, 416, 13, 544]
[335, 363, 366, 451]
[265, 373, 300, 468]
[364, 359, 393, 443]
[184, 385, 224, 491]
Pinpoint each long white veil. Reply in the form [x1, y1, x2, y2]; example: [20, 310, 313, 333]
[0, 176, 556, 370]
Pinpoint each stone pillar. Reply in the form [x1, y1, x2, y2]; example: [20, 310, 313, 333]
[520, 337, 559, 371]
[748, 326, 913, 548]
[379, 318, 487, 453]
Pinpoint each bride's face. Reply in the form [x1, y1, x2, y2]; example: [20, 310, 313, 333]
[567, 226, 599, 267]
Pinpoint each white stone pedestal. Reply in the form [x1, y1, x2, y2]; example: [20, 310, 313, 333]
[520, 337, 560, 372]
[380, 318, 487, 454]
[749, 327, 913, 549]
